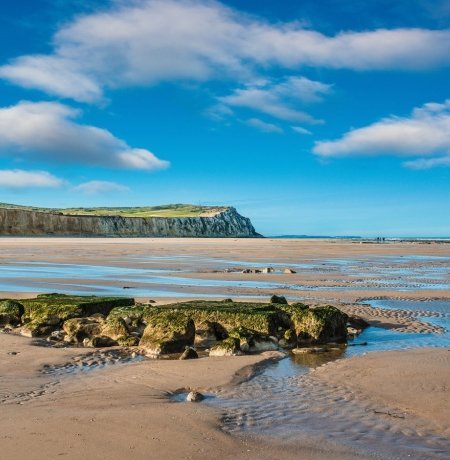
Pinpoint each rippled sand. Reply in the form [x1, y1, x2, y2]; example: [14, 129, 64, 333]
[0, 238, 449, 459]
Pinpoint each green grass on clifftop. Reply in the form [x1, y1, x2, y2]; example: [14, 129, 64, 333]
[0, 203, 228, 218]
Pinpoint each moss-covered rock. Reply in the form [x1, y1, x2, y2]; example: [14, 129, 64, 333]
[101, 317, 130, 340]
[89, 335, 118, 347]
[281, 304, 347, 343]
[152, 301, 291, 338]
[139, 310, 195, 355]
[63, 317, 104, 343]
[270, 294, 288, 304]
[116, 335, 140, 347]
[0, 299, 24, 326]
[18, 294, 134, 337]
[209, 337, 242, 356]
[179, 346, 199, 360]
[278, 328, 297, 348]
[228, 326, 278, 352]
[194, 320, 228, 346]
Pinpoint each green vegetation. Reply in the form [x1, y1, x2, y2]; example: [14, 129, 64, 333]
[0, 299, 25, 326]
[139, 309, 195, 354]
[19, 294, 134, 336]
[0, 202, 227, 218]
[0, 294, 348, 353]
[281, 303, 348, 342]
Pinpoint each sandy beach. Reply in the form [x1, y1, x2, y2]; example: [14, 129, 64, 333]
[1, 238, 449, 459]
[1, 333, 368, 460]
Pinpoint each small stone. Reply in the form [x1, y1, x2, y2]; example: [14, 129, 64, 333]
[179, 347, 198, 360]
[186, 391, 204, 402]
[270, 295, 288, 305]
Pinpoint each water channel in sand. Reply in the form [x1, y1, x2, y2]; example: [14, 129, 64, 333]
[1, 248, 449, 458]
[184, 299, 449, 460]
[0, 254, 449, 296]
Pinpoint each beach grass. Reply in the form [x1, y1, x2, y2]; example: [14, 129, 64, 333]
[0, 203, 226, 218]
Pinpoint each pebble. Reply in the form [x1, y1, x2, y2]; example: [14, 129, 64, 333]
[186, 391, 205, 402]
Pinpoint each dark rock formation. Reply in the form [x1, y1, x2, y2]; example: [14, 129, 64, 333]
[0, 206, 260, 237]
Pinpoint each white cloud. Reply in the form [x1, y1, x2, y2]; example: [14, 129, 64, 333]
[72, 180, 130, 194]
[313, 99, 450, 168]
[245, 118, 283, 133]
[0, 101, 169, 170]
[220, 77, 329, 124]
[1, 0, 449, 101]
[0, 169, 64, 189]
[0, 55, 102, 103]
[292, 126, 312, 135]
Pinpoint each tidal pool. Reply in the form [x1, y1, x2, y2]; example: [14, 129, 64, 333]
[203, 299, 450, 460]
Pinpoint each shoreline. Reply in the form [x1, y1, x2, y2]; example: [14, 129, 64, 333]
[0, 332, 366, 460]
[1, 238, 449, 459]
[1, 331, 448, 459]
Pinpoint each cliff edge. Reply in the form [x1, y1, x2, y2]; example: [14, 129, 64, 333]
[0, 204, 261, 238]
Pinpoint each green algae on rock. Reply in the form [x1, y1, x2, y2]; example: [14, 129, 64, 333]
[20, 294, 134, 337]
[0, 294, 349, 355]
[0, 299, 25, 326]
[209, 337, 242, 356]
[139, 309, 195, 355]
[280, 303, 348, 343]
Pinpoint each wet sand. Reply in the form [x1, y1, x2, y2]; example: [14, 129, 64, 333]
[313, 348, 450, 436]
[1, 238, 449, 459]
[0, 333, 365, 460]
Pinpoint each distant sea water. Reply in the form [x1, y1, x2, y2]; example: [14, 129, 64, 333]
[270, 235, 450, 241]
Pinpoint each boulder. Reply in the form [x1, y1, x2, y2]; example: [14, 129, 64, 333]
[209, 337, 242, 356]
[21, 314, 62, 337]
[63, 317, 104, 343]
[139, 310, 195, 355]
[281, 304, 347, 344]
[284, 268, 297, 274]
[278, 328, 297, 348]
[228, 326, 278, 353]
[270, 295, 288, 305]
[194, 320, 228, 346]
[262, 267, 275, 274]
[47, 330, 67, 342]
[17, 294, 134, 338]
[116, 336, 140, 346]
[101, 317, 130, 340]
[179, 347, 198, 360]
[90, 335, 118, 347]
[0, 300, 25, 326]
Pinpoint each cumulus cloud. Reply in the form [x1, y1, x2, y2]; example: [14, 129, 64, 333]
[0, 101, 169, 170]
[0, 169, 65, 189]
[313, 99, 450, 168]
[220, 77, 329, 124]
[245, 118, 283, 133]
[72, 180, 130, 194]
[1, 0, 449, 101]
[292, 126, 312, 135]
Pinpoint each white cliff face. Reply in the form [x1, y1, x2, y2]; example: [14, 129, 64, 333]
[0, 207, 261, 237]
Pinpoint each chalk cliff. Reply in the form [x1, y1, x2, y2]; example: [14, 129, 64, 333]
[0, 206, 261, 237]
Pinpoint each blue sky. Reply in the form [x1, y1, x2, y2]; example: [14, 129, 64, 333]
[0, 0, 449, 236]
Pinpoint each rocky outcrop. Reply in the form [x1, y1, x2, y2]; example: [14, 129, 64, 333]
[1, 295, 350, 355]
[0, 206, 260, 237]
